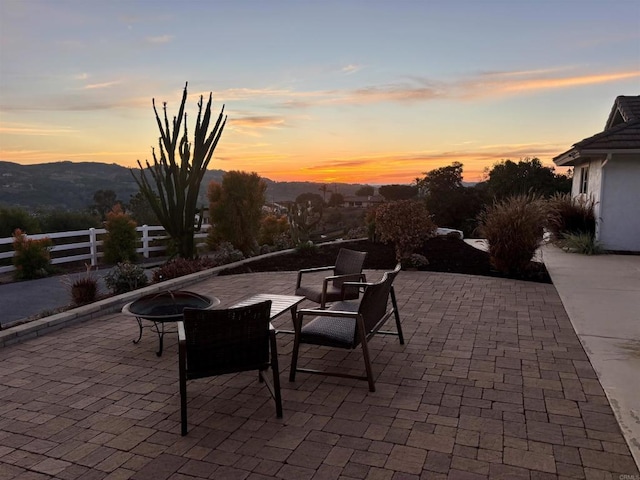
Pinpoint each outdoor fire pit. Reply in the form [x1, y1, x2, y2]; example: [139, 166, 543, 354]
[122, 290, 219, 356]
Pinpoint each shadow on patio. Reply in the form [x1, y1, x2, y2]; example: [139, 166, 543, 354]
[1, 271, 638, 479]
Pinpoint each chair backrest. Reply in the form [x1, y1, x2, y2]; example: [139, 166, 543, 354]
[182, 300, 272, 377]
[333, 248, 367, 288]
[357, 264, 401, 337]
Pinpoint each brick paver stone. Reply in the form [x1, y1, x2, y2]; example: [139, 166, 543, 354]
[0, 271, 637, 480]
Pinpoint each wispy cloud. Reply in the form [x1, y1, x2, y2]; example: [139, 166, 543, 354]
[0, 123, 77, 136]
[231, 116, 285, 128]
[462, 70, 640, 97]
[214, 67, 640, 109]
[342, 64, 363, 75]
[145, 35, 173, 44]
[83, 80, 121, 90]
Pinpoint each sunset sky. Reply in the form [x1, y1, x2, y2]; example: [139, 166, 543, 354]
[1, 0, 639, 184]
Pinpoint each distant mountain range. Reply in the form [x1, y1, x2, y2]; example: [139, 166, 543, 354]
[0, 161, 368, 211]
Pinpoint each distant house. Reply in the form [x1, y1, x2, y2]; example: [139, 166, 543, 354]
[342, 195, 385, 208]
[554, 95, 640, 252]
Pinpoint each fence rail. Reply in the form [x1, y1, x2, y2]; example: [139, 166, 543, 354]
[0, 225, 210, 274]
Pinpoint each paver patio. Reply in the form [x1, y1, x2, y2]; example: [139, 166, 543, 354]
[1, 270, 638, 479]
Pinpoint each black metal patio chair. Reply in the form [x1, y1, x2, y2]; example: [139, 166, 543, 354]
[295, 248, 367, 308]
[290, 264, 403, 392]
[178, 300, 282, 435]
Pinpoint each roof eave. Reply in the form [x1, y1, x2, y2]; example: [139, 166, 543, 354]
[553, 148, 640, 166]
[553, 149, 580, 166]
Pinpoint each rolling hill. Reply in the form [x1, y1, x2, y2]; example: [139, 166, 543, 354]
[0, 161, 366, 211]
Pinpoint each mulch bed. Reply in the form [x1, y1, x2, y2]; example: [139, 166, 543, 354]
[219, 237, 552, 284]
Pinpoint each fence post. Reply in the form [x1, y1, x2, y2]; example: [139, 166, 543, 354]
[89, 228, 98, 266]
[141, 225, 150, 259]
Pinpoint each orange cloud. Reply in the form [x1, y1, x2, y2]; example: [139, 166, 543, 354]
[469, 70, 640, 96]
[213, 67, 640, 109]
[0, 123, 77, 136]
[231, 116, 285, 128]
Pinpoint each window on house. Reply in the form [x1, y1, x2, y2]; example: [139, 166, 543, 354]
[579, 166, 589, 194]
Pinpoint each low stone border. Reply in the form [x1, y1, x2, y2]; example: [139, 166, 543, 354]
[0, 249, 288, 348]
[0, 239, 364, 348]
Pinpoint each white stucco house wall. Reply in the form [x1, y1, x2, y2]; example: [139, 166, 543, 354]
[554, 96, 640, 252]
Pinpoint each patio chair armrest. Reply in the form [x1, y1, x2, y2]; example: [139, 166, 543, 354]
[298, 308, 359, 319]
[340, 279, 372, 295]
[178, 321, 186, 343]
[296, 265, 335, 288]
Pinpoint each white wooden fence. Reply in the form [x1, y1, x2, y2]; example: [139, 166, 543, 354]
[0, 225, 210, 274]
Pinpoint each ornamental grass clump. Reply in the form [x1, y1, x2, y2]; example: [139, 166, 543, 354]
[546, 192, 596, 241]
[560, 232, 603, 255]
[477, 194, 546, 276]
[65, 264, 99, 305]
[375, 200, 436, 262]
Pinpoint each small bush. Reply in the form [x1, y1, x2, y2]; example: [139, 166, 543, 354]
[547, 193, 596, 241]
[103, 205, 138, 264]
[210, 242, 245, 265]
[477, 194, 546, 276]
[104, 262, 148, 294]
[258, 214, 290, 246]
[153, 257, 217, 282]
[295, 241, 318, 256]
[560, 232, 603, 255]
[12, 229, 53, 280]
[375, 200, 436, 261]
[401, 253, 429, 270]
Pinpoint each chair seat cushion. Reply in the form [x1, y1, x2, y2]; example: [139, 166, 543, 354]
[295, 285, 359, 305]
[299, 302, 361, 349]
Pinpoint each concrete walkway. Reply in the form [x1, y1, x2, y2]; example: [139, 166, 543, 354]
[541, 245, 640, 466]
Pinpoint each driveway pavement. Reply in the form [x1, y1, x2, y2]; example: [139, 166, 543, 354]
[0, 268, 154, 329]
[0, 268, 638, 478]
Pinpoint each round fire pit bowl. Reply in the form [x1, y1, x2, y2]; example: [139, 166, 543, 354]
[123, 290, 220, 356]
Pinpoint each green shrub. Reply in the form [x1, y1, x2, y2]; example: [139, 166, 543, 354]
[258, 214, 290, 246]
[295, 240, 318, 256]
[0, 207, 40, 237]
[38, 209, 101, 233]
[103, 205, 138, 264]
[477, 194, 546, 276]
[546, 193, 596, 241]
[210, 242, 244, 265]
[375, 200, 436, 261]
[152, 257, 217, 282]
[12, 229, 53, 280]
[560, 232, 603, 255]
[401, 253, 429, 270]
[104, 262, 148, 294]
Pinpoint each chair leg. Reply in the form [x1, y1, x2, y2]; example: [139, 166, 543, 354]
[289, 313, 302, 382]
[179, 350, 188, 436]
[390, 286, 404, 345]
[270, 330, 283, 418]
[357, 315, 376, 392]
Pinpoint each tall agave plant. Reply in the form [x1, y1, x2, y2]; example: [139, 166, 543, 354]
[131, 83, 226, 258]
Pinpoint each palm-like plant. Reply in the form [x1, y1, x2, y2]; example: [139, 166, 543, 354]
[131, 83, 226, 258]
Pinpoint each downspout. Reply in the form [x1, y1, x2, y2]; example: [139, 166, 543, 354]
[596, 153, 612, 243]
